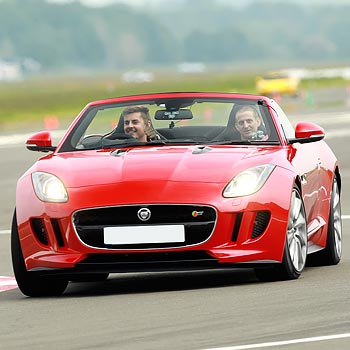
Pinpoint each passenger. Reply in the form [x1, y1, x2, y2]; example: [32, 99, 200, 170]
[122, 105, 158, 142]
[234, 106, 268, 141]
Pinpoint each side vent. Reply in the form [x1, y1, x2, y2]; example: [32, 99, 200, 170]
[251, 211, 271, 239]
[231, 212, 243, 242]
[31, 218, 49, 245]
[51, 219, 65, 247]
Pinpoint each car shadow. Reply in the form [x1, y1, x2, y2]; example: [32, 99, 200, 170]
[3, 266, 326, 299]
[63, 268, 259, 297]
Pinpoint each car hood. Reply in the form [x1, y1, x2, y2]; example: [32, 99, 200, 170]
[35, 145, 285, 188]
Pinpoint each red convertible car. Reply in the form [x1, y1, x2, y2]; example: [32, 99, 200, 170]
[12, 92, 342, 296]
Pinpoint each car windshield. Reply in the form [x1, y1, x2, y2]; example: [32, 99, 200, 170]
[58, 97, 281, 152]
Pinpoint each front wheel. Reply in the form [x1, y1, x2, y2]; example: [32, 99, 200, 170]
[11, 211, 68, 297]
[280, 186, 308, 278]
[256, 185, 307, 281]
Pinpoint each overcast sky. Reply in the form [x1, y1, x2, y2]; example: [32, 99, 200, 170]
[47, 0, 350, 6]
[48, 0, 172, 6]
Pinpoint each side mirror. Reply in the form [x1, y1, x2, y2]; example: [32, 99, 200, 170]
[26, 131, 56, 152]
[288, 122, 325, 144]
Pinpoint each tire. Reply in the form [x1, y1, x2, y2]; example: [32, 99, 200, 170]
[307, 177, 342, 266]
[256, 185, 307, 281]
[11, 211, 68, 297]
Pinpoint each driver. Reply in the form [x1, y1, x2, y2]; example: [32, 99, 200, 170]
[234, 106, 268, 141]
[122, 105, 158, 142]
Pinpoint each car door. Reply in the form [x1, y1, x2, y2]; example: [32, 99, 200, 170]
[270, 101, 322, 233]
[289, 142, 321, 226]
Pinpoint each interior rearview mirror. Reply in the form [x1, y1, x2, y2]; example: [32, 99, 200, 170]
[154, 109, 193, 120]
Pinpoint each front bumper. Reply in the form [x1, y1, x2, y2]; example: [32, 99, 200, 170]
[16, 170, 293, 274]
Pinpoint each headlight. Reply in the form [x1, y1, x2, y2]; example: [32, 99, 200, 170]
[32, 172, 68, 203]
[223, 164, 276, 198]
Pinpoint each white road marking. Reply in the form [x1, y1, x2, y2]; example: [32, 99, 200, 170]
[0, 276, 18, 292]
[325, 129, 350, 139]
[202, 333, 350, 350]
[0, 130, 65, 148]
[290, 111, 350, 126]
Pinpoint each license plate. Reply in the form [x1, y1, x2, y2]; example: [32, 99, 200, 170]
[104, 225, 185, 244]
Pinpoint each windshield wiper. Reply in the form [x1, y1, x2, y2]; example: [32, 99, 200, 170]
[101, 139, 144, 149]
[208, 140, 280, 145]
[102, 139, 204, 149]
[157, 140, 201, 145]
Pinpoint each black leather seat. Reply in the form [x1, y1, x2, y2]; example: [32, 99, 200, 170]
[212, 105, 242, 141]
[213, 104, 267, 141]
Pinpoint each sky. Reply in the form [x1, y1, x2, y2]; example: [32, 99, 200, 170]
[47, 0, 350, 7]
[48, 0, 167, 6]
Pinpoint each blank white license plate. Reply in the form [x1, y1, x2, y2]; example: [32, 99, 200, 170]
[104, 225, 185, 244]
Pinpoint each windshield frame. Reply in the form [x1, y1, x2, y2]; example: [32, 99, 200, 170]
[57, 96, 281, 152]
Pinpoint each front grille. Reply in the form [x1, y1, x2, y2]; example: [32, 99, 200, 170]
[73, 205, 217, 249]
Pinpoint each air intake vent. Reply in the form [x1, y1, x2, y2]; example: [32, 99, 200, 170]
[31, 218, 48, 245]
[231, 212, 243, 242]
[51, 219, 65, 247]
[251, 211, 271, 239]
[73, 204, 217, 250]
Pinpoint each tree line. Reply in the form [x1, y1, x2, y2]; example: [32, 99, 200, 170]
[0, 0, 349, 72]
